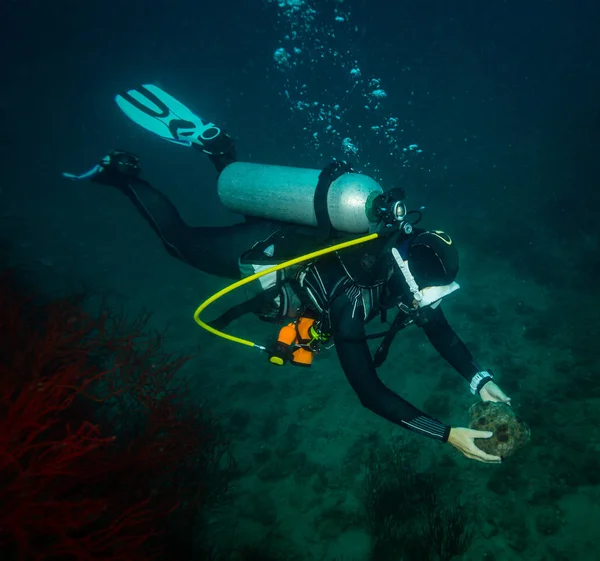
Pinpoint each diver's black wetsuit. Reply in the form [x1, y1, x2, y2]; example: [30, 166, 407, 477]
[96, 166, 482, 443]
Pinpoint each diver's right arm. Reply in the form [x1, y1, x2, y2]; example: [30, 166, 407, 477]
[329, 294, 501, 463]
[329, 293, 451, 441]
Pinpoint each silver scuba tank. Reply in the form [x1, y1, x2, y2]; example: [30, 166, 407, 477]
[217, 162, 384, 234]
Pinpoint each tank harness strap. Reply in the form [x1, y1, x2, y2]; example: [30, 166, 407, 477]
[314, 161, 354, 235]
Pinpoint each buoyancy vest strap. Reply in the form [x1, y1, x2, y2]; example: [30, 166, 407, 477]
[373, 307, 413, 367]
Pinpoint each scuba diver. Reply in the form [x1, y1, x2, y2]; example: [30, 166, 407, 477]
[64, 84, 512, 464]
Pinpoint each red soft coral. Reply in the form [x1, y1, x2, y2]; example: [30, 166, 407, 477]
[0, 273, 222, 560]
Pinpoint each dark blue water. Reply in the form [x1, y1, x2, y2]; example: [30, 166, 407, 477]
[1, 1, 599, 559]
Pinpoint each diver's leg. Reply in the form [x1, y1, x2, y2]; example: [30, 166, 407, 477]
[119, 179, 281, 277]
[187, 120, 238, 173]
[67, 150, 281, 278]
[206, 141, 237, 173]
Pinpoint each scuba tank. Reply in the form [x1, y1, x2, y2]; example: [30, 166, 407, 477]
[217, 162, 384, 234]
[196, 162, 425, 367]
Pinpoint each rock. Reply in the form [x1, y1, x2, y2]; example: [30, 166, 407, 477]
[468, 402, 531, 458]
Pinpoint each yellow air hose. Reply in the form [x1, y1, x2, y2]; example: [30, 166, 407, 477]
[193, 232, 379, 352]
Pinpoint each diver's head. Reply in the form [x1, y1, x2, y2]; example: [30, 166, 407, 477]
[407, 230, 459, 288]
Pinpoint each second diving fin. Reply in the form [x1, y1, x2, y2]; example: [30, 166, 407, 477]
[115, 84, 230, 154]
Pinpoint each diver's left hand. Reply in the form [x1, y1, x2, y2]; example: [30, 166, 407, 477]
[479, 381, 511, 405]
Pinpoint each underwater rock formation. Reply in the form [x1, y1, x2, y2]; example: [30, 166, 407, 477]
[468, 401, 531, 458]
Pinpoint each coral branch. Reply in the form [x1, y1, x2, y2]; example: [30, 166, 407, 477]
[0, 273, 227, 559]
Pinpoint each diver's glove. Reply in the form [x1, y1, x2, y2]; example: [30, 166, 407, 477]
[62, 150, 141, 186]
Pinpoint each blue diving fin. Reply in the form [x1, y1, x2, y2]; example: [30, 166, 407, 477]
[115, 84, 225, 153]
